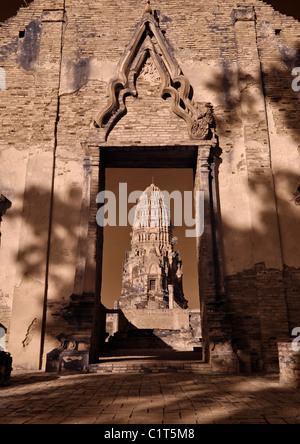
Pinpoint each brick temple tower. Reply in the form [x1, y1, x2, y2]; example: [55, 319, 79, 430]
[119, 183, 188, 310]
[105, 183, 202, 355]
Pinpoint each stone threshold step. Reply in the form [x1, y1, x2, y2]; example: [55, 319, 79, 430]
[89, 362, 212, 374]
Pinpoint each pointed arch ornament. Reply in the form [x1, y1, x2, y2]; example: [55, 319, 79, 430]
[94, 1, 216, 141]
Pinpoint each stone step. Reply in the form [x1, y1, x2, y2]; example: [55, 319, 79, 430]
[107, 328, 200, 351]
[112, 328, 183, 338]
[108, 338, 171, 349]
[89, 360, 211, 375]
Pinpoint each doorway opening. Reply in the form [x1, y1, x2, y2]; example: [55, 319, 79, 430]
[101, 167, 199, 312]
[90, 145, 210, 363]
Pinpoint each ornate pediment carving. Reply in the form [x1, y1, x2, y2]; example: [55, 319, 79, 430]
[94, 1, 215, 141]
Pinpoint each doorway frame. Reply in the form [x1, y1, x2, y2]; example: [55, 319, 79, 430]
[79, 141, 227, 365]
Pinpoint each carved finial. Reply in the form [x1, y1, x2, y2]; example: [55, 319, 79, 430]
[145, 0, 152, 14]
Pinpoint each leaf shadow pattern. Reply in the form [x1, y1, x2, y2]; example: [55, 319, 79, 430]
[205, 41, 300, 145]
[4, 184, 90, 359]
[216, 167, 300, 371]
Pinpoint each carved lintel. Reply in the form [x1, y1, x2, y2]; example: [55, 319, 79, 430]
[94, 6, 215, 142]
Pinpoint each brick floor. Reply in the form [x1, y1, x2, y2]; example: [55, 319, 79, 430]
[0, 371, 300, 424]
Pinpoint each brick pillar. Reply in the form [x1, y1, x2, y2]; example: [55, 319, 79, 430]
[278, 342, 300, 388]
[195, 144, 237, 373]
[43, 144, 106, 370]
[8, 8, 65, 371]
[233, 6, 282, 259]
[233, 6, 290, 370]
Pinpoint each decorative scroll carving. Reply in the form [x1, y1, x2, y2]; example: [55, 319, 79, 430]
[56, 334, 90, 351]
[94, 1, 215, 141]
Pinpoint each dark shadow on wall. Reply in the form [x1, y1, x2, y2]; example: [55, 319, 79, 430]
[5, 185, 83, 300]
[202, 38, 300, 369]
[219, 169, 300, 371]
[202, 40, 300, 372]
[4, 185, 94, 357]
[204, 42, 300, 145]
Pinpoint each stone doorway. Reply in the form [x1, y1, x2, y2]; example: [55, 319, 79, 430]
[102, 169, 200, 360]
[83, 143, 234, 371]
[101, 167, 199, 312]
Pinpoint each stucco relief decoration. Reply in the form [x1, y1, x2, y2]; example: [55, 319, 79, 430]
[94, 1, 215, 141]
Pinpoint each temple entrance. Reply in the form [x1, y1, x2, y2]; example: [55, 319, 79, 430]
[85, 2, 233, 370]
[101, 168, 201, 361]
[87, 143, 227, 368]
[101, 168, 199, 311]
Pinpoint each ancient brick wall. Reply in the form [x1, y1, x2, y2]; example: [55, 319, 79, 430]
[0, 0, 66, 369]
[0, 0, 299, 370]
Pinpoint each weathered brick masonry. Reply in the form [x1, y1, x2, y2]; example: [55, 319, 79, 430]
[0, 0, 299, 371]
